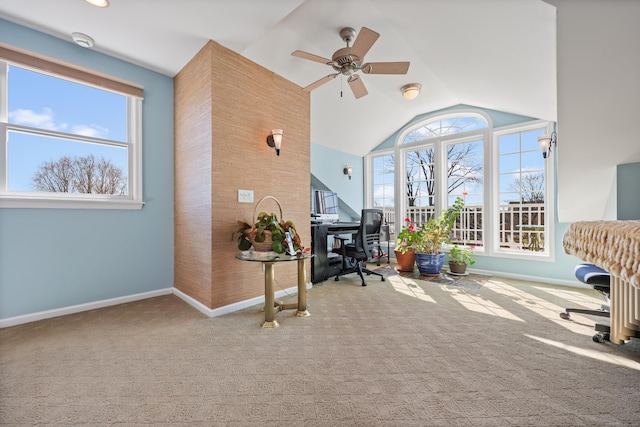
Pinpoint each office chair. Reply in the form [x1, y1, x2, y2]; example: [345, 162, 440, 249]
[332, 209, 386, 286]
[560, 263, 611, 342]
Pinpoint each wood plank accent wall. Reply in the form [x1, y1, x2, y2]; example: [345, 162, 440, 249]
[174, 40, 311, 310]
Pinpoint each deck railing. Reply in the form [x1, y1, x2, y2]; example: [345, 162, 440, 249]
[383, 203, 545, 252]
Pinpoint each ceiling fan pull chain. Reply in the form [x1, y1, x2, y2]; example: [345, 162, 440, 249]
[340, 75, 343, 98]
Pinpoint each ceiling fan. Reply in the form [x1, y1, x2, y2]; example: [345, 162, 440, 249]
[292, 26, 410, 99]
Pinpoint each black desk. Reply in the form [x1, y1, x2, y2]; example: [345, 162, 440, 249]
[311, 222, 389, 283]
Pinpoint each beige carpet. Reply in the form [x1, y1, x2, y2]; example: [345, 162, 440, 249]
[2, 269, 640, 426]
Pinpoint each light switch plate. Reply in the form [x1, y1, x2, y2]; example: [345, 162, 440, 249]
[238, 189, 254, 203]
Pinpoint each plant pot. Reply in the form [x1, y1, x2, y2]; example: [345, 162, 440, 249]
[448, 261, 467, 275]
[394, 250, 416, 272]
[415, 253, 445, 276]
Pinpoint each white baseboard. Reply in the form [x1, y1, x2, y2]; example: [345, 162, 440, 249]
[173, 282, 311, 318]
[1, 282, 314, 328]
[0, 288, 173, 329]
[469, 268, 589, 289]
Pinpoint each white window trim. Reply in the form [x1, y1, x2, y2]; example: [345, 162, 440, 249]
[365, 109, 555, 261]
[491, 120, 555, 262]
[0, 56, 144, 210]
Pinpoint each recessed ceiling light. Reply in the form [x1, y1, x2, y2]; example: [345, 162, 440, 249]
[72, 32, 95, 48]
[84, 0, 109, 7]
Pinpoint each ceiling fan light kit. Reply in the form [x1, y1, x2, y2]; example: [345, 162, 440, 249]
[292, 26, 410, 99]
[401, 83, 422, 100]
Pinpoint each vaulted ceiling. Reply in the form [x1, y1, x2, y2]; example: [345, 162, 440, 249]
[0, 0, 557, 156]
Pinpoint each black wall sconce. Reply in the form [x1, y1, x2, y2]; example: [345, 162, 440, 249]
[538, 131, 557, 159]
[266, 129, 283, 156]
[343, 165, 353, 180]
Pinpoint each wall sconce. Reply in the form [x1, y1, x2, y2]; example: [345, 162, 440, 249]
[538, 131, 557, 159]
[401, 83, 422, 100]
[343, 165, 353, 180]
[266, 129, 283, 156]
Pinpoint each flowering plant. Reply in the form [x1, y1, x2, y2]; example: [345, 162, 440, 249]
[448, 245, 475, 265]
[395, 218, 421, 253]
[414, 197, 465, 254]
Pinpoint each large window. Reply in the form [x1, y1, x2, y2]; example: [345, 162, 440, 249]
[0, 47, 143, 209]
[370, 152, 395, 235]
[366, 110, 554, 259]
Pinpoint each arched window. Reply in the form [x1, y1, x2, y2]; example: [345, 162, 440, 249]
[367, 108, 554, 260]
[402, 114, 489, 144]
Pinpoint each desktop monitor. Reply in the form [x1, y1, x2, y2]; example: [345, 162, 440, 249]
[313, 190, 339, 222]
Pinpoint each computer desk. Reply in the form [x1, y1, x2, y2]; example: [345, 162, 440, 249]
[311, 222, 389, 284]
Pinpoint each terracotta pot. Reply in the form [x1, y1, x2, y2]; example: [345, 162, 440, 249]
[415, 253, 445, 276]
[448, 261, 467, 274]
[394, 250, 416, 272]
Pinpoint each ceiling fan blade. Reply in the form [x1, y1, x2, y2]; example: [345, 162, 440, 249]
[350, 27, 380, 59]
[292, 50, 333, 65]
[303, 73, 339, 92]
[361, 61, 410, 75]
[348, 74, 368, 99]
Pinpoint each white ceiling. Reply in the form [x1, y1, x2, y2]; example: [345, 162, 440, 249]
[0, 0, 557, 156]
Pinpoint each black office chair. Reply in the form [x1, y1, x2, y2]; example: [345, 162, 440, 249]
[560, 263, 611, 342]
[332, 209, 386, 286]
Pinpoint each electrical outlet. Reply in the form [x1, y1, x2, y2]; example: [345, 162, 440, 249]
[238, 189, 254, 203]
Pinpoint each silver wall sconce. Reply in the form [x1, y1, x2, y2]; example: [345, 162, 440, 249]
[538, 131, 557, 159]
[401, 83, 421, 100]
[266, 129, 283, 156]
[343, 165, 353, 180]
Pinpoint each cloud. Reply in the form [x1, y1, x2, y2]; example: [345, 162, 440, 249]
[71, 124, 109, 138]
[9, 108, 108, 138]
[9, 108, 67, 131]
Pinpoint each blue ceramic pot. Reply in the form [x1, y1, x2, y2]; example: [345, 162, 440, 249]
[415, 252, 445, 276]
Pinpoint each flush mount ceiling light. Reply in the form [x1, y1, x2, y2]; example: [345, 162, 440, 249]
[84, 0, 109, 7]
[72, 32, 95, 48]
[401, 83, 422, 100]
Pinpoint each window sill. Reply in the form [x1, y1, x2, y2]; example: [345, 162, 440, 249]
[0, 195, 144, 210]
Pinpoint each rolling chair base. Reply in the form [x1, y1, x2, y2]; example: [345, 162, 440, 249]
[334, 260, 385, 286]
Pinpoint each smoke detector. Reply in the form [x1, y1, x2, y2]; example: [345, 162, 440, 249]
[71, 32, 95, 48]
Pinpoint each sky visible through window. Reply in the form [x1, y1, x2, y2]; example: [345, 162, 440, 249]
[6, 65, 127, 192]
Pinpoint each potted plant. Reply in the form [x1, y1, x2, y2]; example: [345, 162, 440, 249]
[234, 212, 301, 253]
[447, 245, 475, 274]
[394, 218, 420, 271]
[232, 196, 302, 254]
[414, 197, 465, 276]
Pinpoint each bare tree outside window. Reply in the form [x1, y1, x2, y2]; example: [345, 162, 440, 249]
[32, 155, 127, 195]
[405, 143, 483, 206]
[508, 172, 544, 203]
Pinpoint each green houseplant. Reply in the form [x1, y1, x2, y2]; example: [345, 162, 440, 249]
[234, 212, 301, 253]
[448, 245, 475, 274]
[414, 197, 465, 275]
[233, 196, 302, 254]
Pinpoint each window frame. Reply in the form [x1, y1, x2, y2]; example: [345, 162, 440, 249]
[365, 109, 555, 261]
[0, 46, 144, 210]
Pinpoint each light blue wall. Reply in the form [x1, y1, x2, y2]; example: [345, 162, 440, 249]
[0, 20, 175, 319]
[310, 143, 363, 220]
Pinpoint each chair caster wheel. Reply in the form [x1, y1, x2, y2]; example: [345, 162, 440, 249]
[381, 277, 385, 281]
[559, 312, 570, 320]
[335, 276, 340, 281]
[592, 332, 609, 343]
[361, 283, 367, 286]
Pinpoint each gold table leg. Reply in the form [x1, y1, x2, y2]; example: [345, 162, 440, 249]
[296, 257, 310, 317]
[262, 262, 279, 328]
